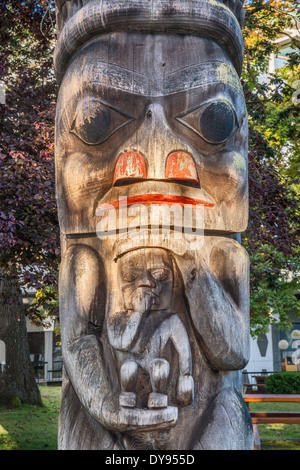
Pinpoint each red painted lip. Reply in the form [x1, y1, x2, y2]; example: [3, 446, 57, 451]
[97, 194, 215, 212]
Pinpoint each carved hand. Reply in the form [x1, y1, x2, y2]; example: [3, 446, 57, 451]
[174, 239, 250, 371]
[107, 287, 156, 351]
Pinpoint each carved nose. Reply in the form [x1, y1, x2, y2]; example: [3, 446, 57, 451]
[113, 151, 147, 186]
[114, 103, 198, 182]
[166, 152, 199, 185]
[139, 271, 156, 288]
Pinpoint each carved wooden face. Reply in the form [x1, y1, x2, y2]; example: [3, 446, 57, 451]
[56, 33, 248, 236]
[118, 248, 174, 311]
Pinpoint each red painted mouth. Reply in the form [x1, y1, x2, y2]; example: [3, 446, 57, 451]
[97, 194, 215, 212]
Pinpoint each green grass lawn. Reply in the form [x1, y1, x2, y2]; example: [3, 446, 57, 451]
[249, 401, 300, 450]
[0, 386, 300, 450]
[0, 385, 60, 450]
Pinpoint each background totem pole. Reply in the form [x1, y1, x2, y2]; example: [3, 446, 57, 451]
[54, 0, 254, 450]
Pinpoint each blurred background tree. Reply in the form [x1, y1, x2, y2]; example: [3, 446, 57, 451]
[0, 0, 299, 402]
[242, 0, 300, 336]
[0, 0, 57, 404]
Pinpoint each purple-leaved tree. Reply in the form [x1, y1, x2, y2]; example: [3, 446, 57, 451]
[0, 0, 298, 406]
[0, 0, 58, 405]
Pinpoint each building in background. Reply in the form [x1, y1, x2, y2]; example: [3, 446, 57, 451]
[246, 23, 300, 379]
[23, 290, 62, 384]
[247, 296, 300, 374]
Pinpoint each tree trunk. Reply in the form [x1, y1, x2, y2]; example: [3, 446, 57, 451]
[0, 271, 42, 406]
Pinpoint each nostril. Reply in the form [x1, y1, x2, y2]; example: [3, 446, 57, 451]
[146, 110, 152, 119]
[166, 151, 199, 185]
[113, 151, 147, 186]
[140, 272, 156, 288]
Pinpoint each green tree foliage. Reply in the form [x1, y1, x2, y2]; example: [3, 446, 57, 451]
[242, 1, 300, 336]
[0, 1, 59, 320]
[0, 0, 57, 252]
[0, 0, 57, 405]
[0, 0, 299, 338]
[243, 0, 300, 184]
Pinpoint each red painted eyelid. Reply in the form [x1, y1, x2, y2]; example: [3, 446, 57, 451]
[113, 150, 199, 185]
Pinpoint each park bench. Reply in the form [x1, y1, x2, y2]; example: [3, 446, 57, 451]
[243, 375, 268, 393]
[252, 375, 267, 384]
[243, 383, 266, 393]
[244, 394, 300, 450]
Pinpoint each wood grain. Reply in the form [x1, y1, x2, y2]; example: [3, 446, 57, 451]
[55, 0, 253, 450]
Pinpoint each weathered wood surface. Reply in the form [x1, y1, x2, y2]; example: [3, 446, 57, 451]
[54, 0, 245, 83]
[55, 32, 248, 237]
[55, 0, 253, 450]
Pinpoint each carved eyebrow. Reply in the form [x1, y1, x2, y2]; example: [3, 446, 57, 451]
[66, 61, 243, 98]
[166, 61, 243, 96]
[74, 62, 147, 95]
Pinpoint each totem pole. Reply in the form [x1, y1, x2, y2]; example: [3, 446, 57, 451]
[54, 0, 254, 450]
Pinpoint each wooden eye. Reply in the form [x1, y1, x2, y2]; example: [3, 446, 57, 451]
[175, 100, 238, 145]
[71, 99, 111, 144]
[71, 97, 135, 145]
[150, 269, 170, 282]
[121, 269, 139, 282]
[199, 102, 235, 144]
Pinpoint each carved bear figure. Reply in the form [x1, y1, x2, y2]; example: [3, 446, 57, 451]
[55, 0, 254, 450]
